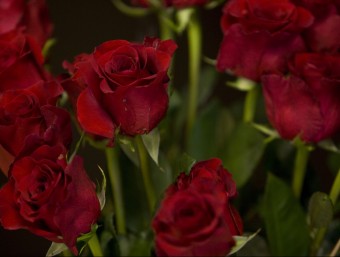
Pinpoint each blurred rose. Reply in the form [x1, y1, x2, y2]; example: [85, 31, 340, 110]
[63, 37, 177, 142]
[216, 0, 314, 81]
[0, 143, 100, 254]
[0, 30, 49, 92]
[0, 0, 53, 45]
[297, 0, 340, 53]
[262, 53, 340, 142]
[0, 80, 72, 175]
[152, 158, 242, 257]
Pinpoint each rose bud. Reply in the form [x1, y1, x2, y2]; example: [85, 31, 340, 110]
[63, 37, 177, 142]
[152, 158, 243, 257]
[0, 80, 72, 175]
[216, 0, 314, 81]
[262, 53, 340, 143]
[0, 0, 53, 46]
[0, 143, 101, 255]
[0, 30, 50, 92]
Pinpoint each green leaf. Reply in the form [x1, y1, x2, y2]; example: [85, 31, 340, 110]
[118, 135, 139, 166]
[174, 153, 196, 178]
[141, 128, 160, 166]
[118, 232, 153, 256]
[308, 192, 334, 229]
[318, 139, 340, 154]
[42, 38, 57, 58]
[97, 165, 107, 210]
[176, 8, 194, 33]
[262, 173, 310, 256]
[228, 229, 261, 255]
[221, 122, 265, 188]
[46, 242, 68, 257]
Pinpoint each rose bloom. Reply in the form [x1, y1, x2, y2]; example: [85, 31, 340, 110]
[216, 0, 314, 81]
[0, 143, 100, 254]
[0, 80, 72, 175]
[62, 37, 177, 142]
[0, 30, 50, 92]
[262, 53, 340, 143]
[152, 158, 243, 257]
[0, 0, 53, 46]
[297, 0, 340, 53]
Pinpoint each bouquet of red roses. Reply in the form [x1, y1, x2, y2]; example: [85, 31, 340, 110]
[0, 0, 339, 256]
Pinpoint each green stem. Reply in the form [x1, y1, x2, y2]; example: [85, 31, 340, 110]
[135, 136, 156, 212]
[88, 234, 104, 256]
[292, 141, 310, 198]
[310, 169, 340, 255]
[243, 86, 258, 123]
[105, 147, 126, 235]
[158, 12, 173, 40]
[185, 9, 202, 146]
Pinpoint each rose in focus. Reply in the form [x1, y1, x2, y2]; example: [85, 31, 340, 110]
[0, 143, 101, 254]
[152, 158, 243, 256]
[262, 53, 340, 142]
[63, 37, 177, 142]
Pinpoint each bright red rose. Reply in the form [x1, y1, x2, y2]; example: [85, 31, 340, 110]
[262, 53, 340, 143]
[0, 144, 100, 254]
[216, 0, 314, 81]
[0, 0, 53, 46]
[0, 80, 72, 175]
[152, 158, 243, 257]
[0, 30, 49, 92]
[63, 37, 177, 142]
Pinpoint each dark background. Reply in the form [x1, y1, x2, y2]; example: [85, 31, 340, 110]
[0, 0, 224, 256]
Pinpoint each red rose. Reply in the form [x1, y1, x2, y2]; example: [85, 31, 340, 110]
[262, 53, 340, 142]
[0, 0, 53, 46]
[152, 158, 243, 257]
[0, 144, 100, 254]
[298, 1, 340, 53]
[0, 30, 49, 92]
[216, 0, 313, 81]
[0, 80, 72, 175]
[63, 37, 177, 141]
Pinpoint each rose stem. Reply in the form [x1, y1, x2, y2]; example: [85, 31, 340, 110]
[105, 147, 126, 235]
[292, 140, 311, 198]
[185, 9, 202, 148]
[310, 169, 340, 255]
[158, 13, 173, 40]
[243, 86, 259, 123]
[88, 233, 104, 256]
[135, 135, 156, 213]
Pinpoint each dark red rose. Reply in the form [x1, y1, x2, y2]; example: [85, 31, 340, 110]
[0, 0, 53, 46]
[297, 1, 340, 53]
[63, 37, 177, 142]
[0, 144, 100, 254]
[0, 30, 49, 92]
[0, 80, 72, 175]
[152, 158, 243, 257]
[216, 0, 314, 81]
[262, 53, 340, 143]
